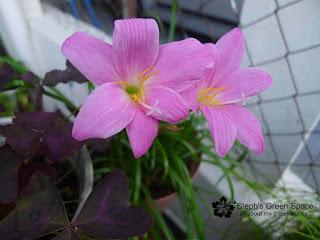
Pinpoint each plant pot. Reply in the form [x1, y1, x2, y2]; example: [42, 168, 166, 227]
[154, 160, 200, 211]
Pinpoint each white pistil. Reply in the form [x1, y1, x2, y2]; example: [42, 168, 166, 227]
[140, 100, 162, 116]
[241, 92, 247, 106]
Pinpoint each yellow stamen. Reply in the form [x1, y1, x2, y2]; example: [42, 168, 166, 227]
[139, 66, 159, 84]
[197, 87, 224, 106]
[115, 66, 159, 103]
[141, 66, 155, 76]
[115, 81, 128, 85]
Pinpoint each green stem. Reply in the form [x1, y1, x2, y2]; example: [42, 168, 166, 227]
[43, 88, 77, 113]
[168, 0, 179, 42]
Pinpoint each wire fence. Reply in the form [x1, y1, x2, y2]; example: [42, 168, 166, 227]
[40, 0, 320, 193]
[238, 0, 320, 193]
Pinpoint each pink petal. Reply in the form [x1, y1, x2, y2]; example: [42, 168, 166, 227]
[216, 68, 272, 104]
[225, 105, 265, 154]
[149, 38, 214, 92]
[112, 18, 159, 81]
[214, 28, 244, 82]
[201, 43, 220, 88]
[144, 86, 188, 124]
[179, 44, 218, 112]
[200, 106, 237, 157]
[72, 83, 135, 140]
[61, 31, 117, 85]
[179, 86, 198, 112]
[126, 107, 158, 158]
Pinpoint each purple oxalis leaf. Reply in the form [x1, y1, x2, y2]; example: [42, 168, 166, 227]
[0, 145, 24, 203]
[0, 203, 15, 221]
[20, 72, 43, 110]
[13, 111, 59, 129]
[0, 63, 18, 91]
[18, 162, 57, 193]
[41, 122, 82, 161]
[0, 103, 5, 112]
[74, 170, 153, 239]
[0, 172, 69, 239]
[20, 71, 40, 87]
[0, 123, 43, 157]
[52, 229, 80, 240]
[43, 61, 88, 87]
[85, 138, 110, 152]
[0, 111, 82, 161]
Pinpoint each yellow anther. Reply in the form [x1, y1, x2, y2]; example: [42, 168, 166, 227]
[197, 87, 224, 106]
[115, 81, 128, 86]
[115, 66, 159, 103]
[139, 66, 159, 84]
[141, 66, 155, 76]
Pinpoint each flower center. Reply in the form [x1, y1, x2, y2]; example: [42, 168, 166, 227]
[125, 85, 140, 95]
[124, 84, 144, 102]
[197, 87, 224, 106]
[116, 66, 159, 103]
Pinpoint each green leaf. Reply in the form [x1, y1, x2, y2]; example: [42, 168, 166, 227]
[168, 0, 179, 42]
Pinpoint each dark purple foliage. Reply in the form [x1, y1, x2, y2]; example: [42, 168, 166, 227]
[18, 162, 57, 193]
[52, 229, 80, 240]
[21, 71, 41, 87]
[43, 61, 88, 87]
[0, 111, 82, 161]
[0, 103, 5, 112]
[0, 172, 69, 240]
[0, 145, 24, 203]
[1, 61, 87, 95]
[85, 138, 110, 152]
[0, 63, 18, 91]
[74, 170, 153, 239]
[0, 203, 15, 221]
[0, 170, 153, 239]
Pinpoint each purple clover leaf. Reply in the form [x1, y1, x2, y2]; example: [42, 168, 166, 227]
[18, 161, 57, 193]
[52, 229, 80, 240]
[43, 61, 88, 87]
[0, 63, 18, 91]
[1, 60, 87, 100]
[73, 170, 153, 239]
[0, 103, 5, 112]
[85, 138, 111, 152]
[0, 111, 82, 162]
[0, 172, 69, 240]
[20, 71, 41, 87]
[0, 145, 24, 203]
[0, 170, 153, 239]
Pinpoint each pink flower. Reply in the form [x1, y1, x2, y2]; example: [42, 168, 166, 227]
[186, 28, 272, 157]
[61, 18, 213, 158]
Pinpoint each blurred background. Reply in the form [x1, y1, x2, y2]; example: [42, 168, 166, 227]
[0, 0, 319, 239]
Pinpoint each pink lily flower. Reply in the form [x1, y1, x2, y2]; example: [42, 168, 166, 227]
[61, 18, 213, 158]
[186, 28, 272, 157]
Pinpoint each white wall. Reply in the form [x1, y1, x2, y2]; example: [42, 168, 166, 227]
[0, 1, 111, 113]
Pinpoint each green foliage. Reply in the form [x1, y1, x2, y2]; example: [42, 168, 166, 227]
[0, 56, 27, 74]
[168, 0, 179, 42]
[92, 115, 207, 239]
[283, 211, 320, 240]
[0, 93, 15, 117]
[0, 56, 79, 115]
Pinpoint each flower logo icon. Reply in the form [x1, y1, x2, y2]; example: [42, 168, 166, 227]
[212, 196, 235, 218]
